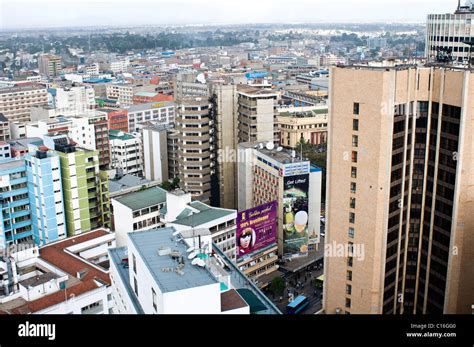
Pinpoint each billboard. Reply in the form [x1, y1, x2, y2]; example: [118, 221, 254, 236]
[236, 201, 277, 261]
[283, 174, 309, 258]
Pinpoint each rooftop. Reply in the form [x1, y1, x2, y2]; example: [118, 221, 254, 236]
[221, 289, 248, 312]
[171, 201, 235, 227]
[113, 186, 167, 211]
[0, 84, 46, 94]
[128, 227, 218, 293]
[109, 129, 136, 141]
[108, 174, 151, 194]
[126, 101, 174, 112]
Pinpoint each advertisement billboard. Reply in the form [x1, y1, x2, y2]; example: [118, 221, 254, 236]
[283, 174, 309, 258]
[236, 201, 277, 261]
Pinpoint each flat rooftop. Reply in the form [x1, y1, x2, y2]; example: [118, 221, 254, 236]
[221, 289, 248, 312]
[128, 227, 218, 293]
[171, 201, 235, 227]
[113, 186, 167, 210]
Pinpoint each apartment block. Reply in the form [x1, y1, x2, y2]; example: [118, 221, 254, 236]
[25, 150, 66, 246]
[55, 141, 111, 236]
[0, 84, 48, 123]
[38, 54, 62, 79]
[109, 130, 143, 177]
[0, 159, 32, 247]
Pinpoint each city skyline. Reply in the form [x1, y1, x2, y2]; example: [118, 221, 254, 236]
[1, 0, 455, 29]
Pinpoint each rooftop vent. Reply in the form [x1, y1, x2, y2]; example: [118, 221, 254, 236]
[157, 247, 171, 256]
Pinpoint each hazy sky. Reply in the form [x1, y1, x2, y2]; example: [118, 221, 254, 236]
[0, 0, 457, 29]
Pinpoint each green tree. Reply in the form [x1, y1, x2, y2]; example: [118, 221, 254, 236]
[269, 277, 285, 297]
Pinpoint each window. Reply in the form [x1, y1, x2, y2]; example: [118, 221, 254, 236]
[345, 298, 351, 308]
[132, 253, 137, 274]
[152, 287, 157, 312]
[348, 227, 355, 238]
[353, 119, 359, 131]
[346, 284, 352, 295]
[350, 197, 356, 209]
[349, 212, 355, 224]
[351, 167, 357, 178]
[353, 103, 359, 115]
[134, 276, 138, 296]
[351, 151, 358, 163]
[347, 257, 353, 267]
[352, 135, 358, 147]
[350, 182, 357, 193]
[348, 242, 354, 254]
[347, 270, 352, 281]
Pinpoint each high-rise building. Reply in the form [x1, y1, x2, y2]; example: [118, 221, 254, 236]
[55, 140, 111, 236]
[237, 86, 278, 144]
[426, 1, 474, 63]
[0, 159, 32, 247]
[25, 150, 66, 246]
[210, 84, 239, 209]
[38, 54, 62, 79]
[324, 64, 474, 314]
[0, 84, 48, 123]
[176, 97, 214, 204]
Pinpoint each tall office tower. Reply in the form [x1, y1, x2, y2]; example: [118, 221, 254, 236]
[210, 84, 239, 209]
[0, 84, 48, 123]
[175, 97, 214, 204]
[324, 65, 474, 314]
[237, 86, 278, 144]
[38, 54, 62, 79]
[25, 150, 66, 246]
[0, 114, 10, 142]
[0, 159, 32, 247]
[426, 1, 474, 63]
[55, 139, 111, 236]
[68, 114, 110, 170]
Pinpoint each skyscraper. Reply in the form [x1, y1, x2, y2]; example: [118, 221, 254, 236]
[324, 64, 474, 314]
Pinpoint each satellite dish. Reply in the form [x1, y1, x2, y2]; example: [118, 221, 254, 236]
[196, 73, 206, 84]
[188, 251, 197, 260]
[186, 246, 195, 253]
[191, 258, 200, 265]
[277, 146, 283, 151]
[266, 141, 274, 150]
[196, 259, 206, 267]
[258, 143, 264, 149]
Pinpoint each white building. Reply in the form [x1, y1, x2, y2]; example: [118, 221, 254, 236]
[111, 187, 167, 247]
[141, 123, 169, 182]
[111, 187, 237, 261]
[49, 86, 96, 117]
[109, 129, 143, 177]
[125, 102, 175, 132]
[109, 227, 257, 314]
[0, 229, 116, 314]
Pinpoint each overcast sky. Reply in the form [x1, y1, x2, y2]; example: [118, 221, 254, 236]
[0, 0, 457, 29]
